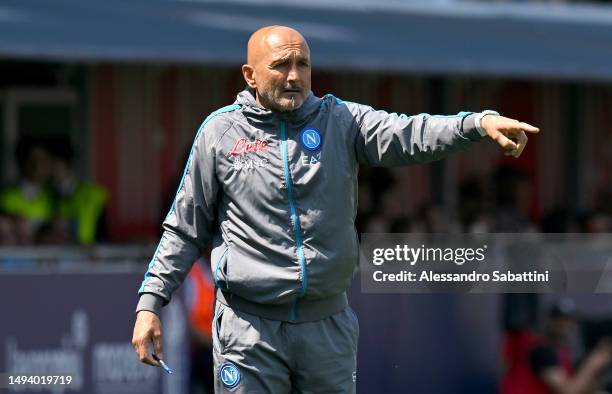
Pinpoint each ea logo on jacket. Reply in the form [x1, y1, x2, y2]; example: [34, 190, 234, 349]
[300, 128, 322, 151]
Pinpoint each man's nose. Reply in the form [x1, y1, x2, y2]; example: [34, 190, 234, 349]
[287, 65, 300, 82]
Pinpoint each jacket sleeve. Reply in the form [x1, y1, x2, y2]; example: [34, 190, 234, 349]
[136, 116, 227, 315]
[344, 101, 488, 167]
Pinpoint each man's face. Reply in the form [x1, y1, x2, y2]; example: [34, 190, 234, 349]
[244, 30, 311, 112]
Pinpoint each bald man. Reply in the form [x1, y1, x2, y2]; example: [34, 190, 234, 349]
[133, 25, 539, 393]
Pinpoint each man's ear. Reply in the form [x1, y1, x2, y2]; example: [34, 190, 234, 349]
[242, 64, 256, 89]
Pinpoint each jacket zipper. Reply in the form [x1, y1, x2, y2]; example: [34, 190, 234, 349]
[280, 119, 308, 321]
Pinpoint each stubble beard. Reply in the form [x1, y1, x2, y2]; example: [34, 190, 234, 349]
[287, 95, 296, 111]
[259, 87, 302, 112]
[278, 94, 301, 112]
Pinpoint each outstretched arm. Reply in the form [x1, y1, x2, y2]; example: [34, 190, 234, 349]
[344, 101, 538, 166]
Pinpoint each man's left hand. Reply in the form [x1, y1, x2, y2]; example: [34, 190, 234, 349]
[482, 115, 540, 158]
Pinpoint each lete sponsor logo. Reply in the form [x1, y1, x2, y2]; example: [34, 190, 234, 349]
[227, 137, 269, 157]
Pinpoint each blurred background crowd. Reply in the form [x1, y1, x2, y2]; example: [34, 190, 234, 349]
[0, 134, 107, 246]
[1, 0, 612, 393]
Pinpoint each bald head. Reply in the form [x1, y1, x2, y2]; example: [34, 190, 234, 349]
[247, 26, 309, 66]
[242, 26, 312, 112]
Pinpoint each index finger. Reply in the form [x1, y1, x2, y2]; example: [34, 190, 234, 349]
[518, 121, 539, 134]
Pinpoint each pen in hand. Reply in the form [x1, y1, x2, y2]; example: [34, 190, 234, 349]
[152, 354, 173, 375]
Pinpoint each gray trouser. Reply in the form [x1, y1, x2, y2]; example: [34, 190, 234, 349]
[212, 300, 359, 393]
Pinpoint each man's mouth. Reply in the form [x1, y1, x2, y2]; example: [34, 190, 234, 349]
[283, 88, 301, 93]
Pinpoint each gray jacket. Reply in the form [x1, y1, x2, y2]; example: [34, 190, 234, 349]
[136, 89, 487, 322]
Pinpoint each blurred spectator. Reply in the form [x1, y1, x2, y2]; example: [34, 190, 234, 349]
[594, 190, 612, 217]
[43, 138, 109, 245]
[500, 298, 612, 394]
[411, 203, 457, 232]
[579, 211, 612, 233]
[459, 176, 488, 232]
[356, 167, 395, 234]
[0, 215, 17, 245]
[36, 217, 73, 245]
[355, 162, 554, 235]
[0, 136, 54, 244]
[540, 208, 579, 233]
[492, 165, 536, 232]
